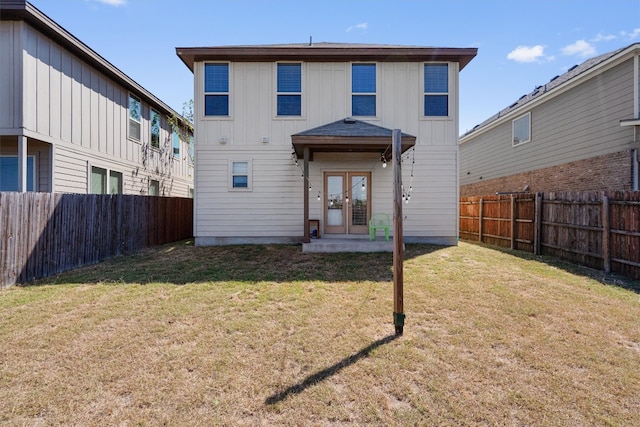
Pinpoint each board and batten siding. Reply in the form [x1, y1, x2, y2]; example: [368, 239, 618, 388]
[3, 20, 192, 196]
[0, 21, 23, 132]
[460, 57, 636, 187]
[194, 60, 460, 243]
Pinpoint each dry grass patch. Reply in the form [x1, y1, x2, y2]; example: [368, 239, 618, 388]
[1, 241, 639, 426]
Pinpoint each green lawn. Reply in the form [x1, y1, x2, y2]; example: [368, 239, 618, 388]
[1, 241, 639, 426]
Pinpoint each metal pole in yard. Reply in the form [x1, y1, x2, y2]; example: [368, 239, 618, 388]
[392, 129, 405, 335]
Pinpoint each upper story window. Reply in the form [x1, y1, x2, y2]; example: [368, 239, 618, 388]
[173, 130, 180, 158]
[512, 112, 531, 146]
[188, 134, 194, 166]
[277, 63, 302, 116]
[150, 109, 160, 148]
[352, 63, 376, 116]
[129, 94, 141, 140]
[204, 63, 229, 116]
[424, 64, 449, 117]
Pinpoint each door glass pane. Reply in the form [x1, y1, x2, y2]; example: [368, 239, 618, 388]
[351, 175, 367, 226]
[327, 176, 343, 226]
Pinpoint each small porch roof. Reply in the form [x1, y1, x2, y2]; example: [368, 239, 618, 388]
[291, 118, 416, 161]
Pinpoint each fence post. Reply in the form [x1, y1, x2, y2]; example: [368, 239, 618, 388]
[602, 194, 611, 273]
[510, 195, 516, 250]
[478, 198, 484, 243]
[534, 192, 542, 255]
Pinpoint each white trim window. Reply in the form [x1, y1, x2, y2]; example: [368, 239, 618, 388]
[512, 112, 531, 146]
[91, 166, 123, 194]
[276, 63, 302, 116]
[150, 109, 161, 148]
[204, 63, 229, 116]
[352, 63, 376, 117]
[149, 179, 160, 196]
[424, 63, 449, 117]
[109, 170, 123, 194]
[129, 94, 142, 140]
[229, 160, 252, 191]
[188, 134, 194, 165]
[173, 129, 180, 158]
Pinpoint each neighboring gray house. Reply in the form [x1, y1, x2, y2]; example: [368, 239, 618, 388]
[177, 43, 477, 247]
[459, 43, 640, 197]
[0, 0, 194, 196]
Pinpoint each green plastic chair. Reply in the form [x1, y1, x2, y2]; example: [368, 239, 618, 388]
[369, 213, 390, 241]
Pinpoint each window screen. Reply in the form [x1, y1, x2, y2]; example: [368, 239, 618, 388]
[232, 161, 249, 188]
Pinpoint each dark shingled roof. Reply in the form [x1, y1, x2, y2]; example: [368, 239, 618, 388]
[291, 118, 416, 160]
[293, 118, 414, 138]
[461, 44, 633, 138]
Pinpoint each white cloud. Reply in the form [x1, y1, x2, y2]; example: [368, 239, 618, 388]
[561, 40, 596, 57]
[621, 28, 640, 40]
[591, 32, 616, 42]
[506, 45, 546, 63]
[346, 23, 368, 32]
[90, 0, 126, 6]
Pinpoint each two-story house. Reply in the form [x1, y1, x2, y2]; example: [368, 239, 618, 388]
[177, 43, 476, 247]
[459, 43, 640, 197]
[0, 0, 194, 197]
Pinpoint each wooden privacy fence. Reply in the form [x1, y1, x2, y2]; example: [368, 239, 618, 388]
[460, 191, 640, 279]
[0, 192, 193, 287]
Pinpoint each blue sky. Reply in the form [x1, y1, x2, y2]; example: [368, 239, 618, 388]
[31, 0, 640, 135]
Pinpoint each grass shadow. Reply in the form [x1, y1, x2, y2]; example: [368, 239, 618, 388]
[31, 241, 447, 286]
[464, 241, 640, 294]
[265, 334, 400, 405]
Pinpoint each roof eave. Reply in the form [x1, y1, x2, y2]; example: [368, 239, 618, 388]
[460, 42, 640, 143]
[175, 46, 478, 72]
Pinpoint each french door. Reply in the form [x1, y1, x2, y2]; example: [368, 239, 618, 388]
[324, 172, 371, 235]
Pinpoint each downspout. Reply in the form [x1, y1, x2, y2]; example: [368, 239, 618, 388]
[633, 148, 639, 191]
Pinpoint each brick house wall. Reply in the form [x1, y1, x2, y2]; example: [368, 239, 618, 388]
[460, 149, 635, 197]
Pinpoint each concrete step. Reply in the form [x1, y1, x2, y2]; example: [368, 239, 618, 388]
[302, 237, 395, 253]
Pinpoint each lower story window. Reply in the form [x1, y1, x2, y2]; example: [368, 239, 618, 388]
[149, 179, 159, 196]
[230, 160, 251, 190]
[232, 162, 248, 188]
[91, 166, 123, 194]
[109, 170, 123, 194]
[0, 156, 35, 191]
[91, 166, 107, 194]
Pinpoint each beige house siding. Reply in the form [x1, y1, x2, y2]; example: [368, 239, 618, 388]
[193, 58, 461, 244]
[0, 21, 22, 131]
[460, 48, 639, 195]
